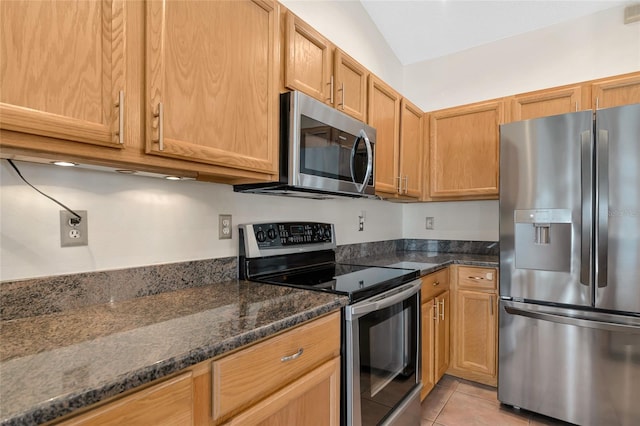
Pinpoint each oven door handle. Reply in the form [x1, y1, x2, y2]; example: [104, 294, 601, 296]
[346, 280, 421, 320]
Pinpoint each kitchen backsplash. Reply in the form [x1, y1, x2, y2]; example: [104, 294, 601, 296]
[1, 257, 236, 321]
[1, 239, 498, 321]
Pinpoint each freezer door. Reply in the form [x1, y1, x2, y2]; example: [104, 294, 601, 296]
[595, 104, 640, 314]
[500, 111, 593, 306]
[498, 300, 640, 426]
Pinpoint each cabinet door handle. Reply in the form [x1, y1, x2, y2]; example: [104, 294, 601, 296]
[468, 276, 485, 280]
[281, 348, 304, 362]
[328, 75, 334, 104]
[396, 176, 402, 193]
[433, 301, 438, 321]
[153, 102, 164, 151]
[440, 299, 445, 320]
[403, 176, 409, 194]
[115, 90, 124, 144]
[432, 281, 440, 287]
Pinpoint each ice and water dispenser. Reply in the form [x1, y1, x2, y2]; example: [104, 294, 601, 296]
[514, 209, 572, 272]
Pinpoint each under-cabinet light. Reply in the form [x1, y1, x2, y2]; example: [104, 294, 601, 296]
[51, 161, 78, 167]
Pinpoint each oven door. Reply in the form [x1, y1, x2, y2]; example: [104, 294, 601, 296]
[345, 279, 422, 426]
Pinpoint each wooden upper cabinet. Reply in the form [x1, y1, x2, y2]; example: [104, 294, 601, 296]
[0, 0, 126, 148]
[399, 99, 424, 199]
[429, 100, 503, 199]
[146, 0, 279, 175]
[334, 49, 368, 121]
[591, 71, 640, 109]
[284, 11, 332, 104]
[509, 84, 589, 122]
[368, 76, 401, 196]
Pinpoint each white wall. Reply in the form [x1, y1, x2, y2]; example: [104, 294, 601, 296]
[280, 0, 404, 90]
[402, 4, 640, 242]
[0, 162, 402, 281]
[404, 4, 640, 111]
[402, 201, 499, 242]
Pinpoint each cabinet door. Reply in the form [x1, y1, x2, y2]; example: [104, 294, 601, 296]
[429, 100, 503, 199]
[510, 85, 587, 122]
[284, 11, 332, 104]
[146, 0, 278, 174]
[1, 0, 125, 148]
[368, 76, 401, 196]
[456, 290, 496, 377]
[420, 300, 435, 401]
[226, 357, 340, 426]
[334, 49, 368, 122]
[434, 290, 450, 382]
[591, 72, 640, 109]
[399, 99, 424, 199]
[59, 372, 193, 426]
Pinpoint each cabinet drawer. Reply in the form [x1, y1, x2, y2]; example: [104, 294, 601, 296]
[58, 372, 193, 425]
[457, 266, 497, 290]
[421, 268, 449, 302]
[211, 311, 340, 422]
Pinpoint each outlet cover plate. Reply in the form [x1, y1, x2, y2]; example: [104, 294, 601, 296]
[219, 214, 232, 239]
[60, 210, 88, 247]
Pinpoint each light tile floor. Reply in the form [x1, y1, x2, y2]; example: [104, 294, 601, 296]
[420, 375, 574, 426]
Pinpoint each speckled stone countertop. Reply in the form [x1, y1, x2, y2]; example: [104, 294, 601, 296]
[0, 280, 347, 426]
[345, 251, 499, 275]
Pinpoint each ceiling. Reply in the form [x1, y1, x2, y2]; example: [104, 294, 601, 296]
[360, 0, 630, 65]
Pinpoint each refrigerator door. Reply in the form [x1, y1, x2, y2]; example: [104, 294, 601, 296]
[498, 300, 640, 426]
[500, 111, 593, 306]
[595, 104, 640, 314]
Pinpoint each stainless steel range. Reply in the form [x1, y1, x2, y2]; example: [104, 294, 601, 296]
[239, 221, 422, 426]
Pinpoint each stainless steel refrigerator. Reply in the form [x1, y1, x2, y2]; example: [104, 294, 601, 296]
[498, 103, 640, 426]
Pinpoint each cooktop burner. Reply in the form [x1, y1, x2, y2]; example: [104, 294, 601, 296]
[258, 263, 419, 302]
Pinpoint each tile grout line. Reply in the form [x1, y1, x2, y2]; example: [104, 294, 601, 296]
[433, 381, 460, 425]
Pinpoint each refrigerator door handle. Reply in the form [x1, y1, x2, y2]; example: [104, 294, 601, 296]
[503, 305, 640, 334]
[580, 130, 593, 287]
[596, 129, 609, 288]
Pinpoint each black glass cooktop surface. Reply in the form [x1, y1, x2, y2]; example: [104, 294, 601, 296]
[257, 263, 419, 303]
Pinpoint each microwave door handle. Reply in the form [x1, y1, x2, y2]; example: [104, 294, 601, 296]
[350, 130, 373, 193]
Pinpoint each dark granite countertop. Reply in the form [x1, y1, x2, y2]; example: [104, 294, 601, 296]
[344, 251, 499, 275]
[0, 280, 347, 426]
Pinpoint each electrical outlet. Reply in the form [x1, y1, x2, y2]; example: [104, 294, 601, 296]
[60, 210, 88, 247]
[425, 216, 435, 230]
[219, 214, 232, 239]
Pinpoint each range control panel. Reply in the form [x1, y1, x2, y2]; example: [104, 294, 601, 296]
[251, 222, 333, 248]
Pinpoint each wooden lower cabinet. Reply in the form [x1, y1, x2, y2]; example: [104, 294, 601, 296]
[53, 312, 341, 426]
[448, 265, 498, 386]
[420, 268, 450, 400]
[57, 372, 194, 426]
[226, 357, 340, 425]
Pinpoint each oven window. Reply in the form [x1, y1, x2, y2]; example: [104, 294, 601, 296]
[358, 295, 418, 424]
[299, 115, 359, 182]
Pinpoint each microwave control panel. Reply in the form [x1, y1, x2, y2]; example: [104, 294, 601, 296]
[252, 222, 333, 248]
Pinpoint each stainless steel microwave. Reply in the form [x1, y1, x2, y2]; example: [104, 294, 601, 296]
[234, 91, 376, 199]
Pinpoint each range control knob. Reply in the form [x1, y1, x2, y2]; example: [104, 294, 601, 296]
[256, 230, 266, 242]
[267, 228, 277, 240]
